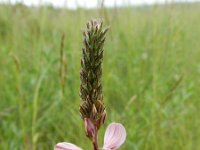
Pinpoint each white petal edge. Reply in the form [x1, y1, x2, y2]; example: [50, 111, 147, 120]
[54, 142, 82, 150]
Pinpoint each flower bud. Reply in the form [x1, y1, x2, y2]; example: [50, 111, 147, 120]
[84, 118, 96, 140]
[90, 104, 97, 120]
[96, 110, 106, 129]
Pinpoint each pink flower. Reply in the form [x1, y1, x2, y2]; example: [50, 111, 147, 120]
[54, 123, 126, 150]
[103, 123, 126, 150]
[55, 143, 82, 150]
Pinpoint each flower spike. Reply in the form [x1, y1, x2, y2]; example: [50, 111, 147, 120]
[54, 19, 126, 150]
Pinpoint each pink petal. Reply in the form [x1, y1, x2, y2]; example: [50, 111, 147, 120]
[103, 123, 126, 150]
[54, 142, 82, 150]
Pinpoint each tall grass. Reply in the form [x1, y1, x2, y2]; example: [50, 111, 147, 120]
[0, 3, 200, 150]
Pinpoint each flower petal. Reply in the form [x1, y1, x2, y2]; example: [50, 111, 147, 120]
[54, 142, 82, 150]
[103, 123, 126, 150]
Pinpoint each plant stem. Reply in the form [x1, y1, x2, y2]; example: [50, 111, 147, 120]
[93, 142, 98, 150]
[93, 131, 99, 150]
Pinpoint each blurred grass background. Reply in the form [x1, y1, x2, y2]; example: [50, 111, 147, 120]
[0, 2, 200, 150]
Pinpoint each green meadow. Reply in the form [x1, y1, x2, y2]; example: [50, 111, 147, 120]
[0, 2, 200, 150]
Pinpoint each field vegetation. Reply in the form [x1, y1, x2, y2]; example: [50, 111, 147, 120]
[0, 2, 200, 150]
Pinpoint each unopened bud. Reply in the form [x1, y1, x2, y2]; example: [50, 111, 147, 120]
[84, 118, 96, 140]
[90, 104, 97, 120]
[96, 110, 106, 129]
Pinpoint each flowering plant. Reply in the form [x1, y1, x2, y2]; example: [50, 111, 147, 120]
[55, 19, 126, 150]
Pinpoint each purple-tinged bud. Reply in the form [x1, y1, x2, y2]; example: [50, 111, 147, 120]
[84, 118, 96, 140]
